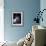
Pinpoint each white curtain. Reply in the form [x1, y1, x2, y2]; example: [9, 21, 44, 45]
[0, 0, 4, 42]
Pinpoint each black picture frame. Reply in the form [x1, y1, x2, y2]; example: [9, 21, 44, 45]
[12, 11, 24, 26]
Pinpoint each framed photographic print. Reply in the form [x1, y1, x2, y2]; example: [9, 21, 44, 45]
[12, 11, 24, 26]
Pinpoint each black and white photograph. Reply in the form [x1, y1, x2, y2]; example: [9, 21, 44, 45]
[12, 12, 23, 26]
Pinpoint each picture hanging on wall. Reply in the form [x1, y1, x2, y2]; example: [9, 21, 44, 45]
[12, 11, 24, 26]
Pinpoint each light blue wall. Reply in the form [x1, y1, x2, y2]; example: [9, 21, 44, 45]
[40, 0, 46, 27]
[4, 0, 40, 42]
